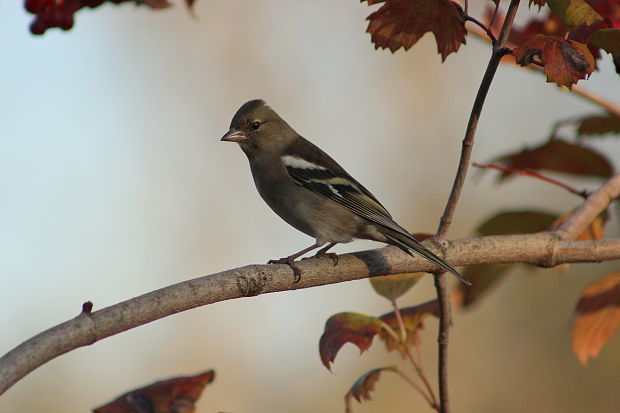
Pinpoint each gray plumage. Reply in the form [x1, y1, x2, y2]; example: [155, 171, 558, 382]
[221, 99, 470, 285]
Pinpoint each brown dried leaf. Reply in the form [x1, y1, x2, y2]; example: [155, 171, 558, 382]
[378, 300, 439, 355]
[93, 370, 215, 413]
[493, 138, 614, 180]
[572, 272, 620, 365]
[588, 28, 620, 57]
[318, 312, 384, 370]
[345, 366, 398, 410]
[364, 0, 467, 60]
[577, 114, 620, 137]
[513, 35, 595, 87]
[550, 210, 608, 241]
[477, 210, 559, 235]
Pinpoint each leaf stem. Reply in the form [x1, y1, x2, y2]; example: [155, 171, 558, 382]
[465, 16, 497, 44]
[473, 162, 590, 198]
[394, 368, 436, 409]
[391, 300, 439, 410]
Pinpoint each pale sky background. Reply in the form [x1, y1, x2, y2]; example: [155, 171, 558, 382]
[1, 1, 619, 413]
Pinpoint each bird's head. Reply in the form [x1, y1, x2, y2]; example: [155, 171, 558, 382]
[221, 99, 295, 157]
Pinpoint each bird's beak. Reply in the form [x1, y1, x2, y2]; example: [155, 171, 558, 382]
[221, 129, 247, 142]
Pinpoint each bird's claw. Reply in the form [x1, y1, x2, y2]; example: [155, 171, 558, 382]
[302, 251, 339, 266]
[268, 257, 302, 283]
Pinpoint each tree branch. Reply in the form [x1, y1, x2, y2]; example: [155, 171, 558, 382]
[433, 1, 521, 411]
[2, 233, 619, 395]
[555, 173, 620, 241]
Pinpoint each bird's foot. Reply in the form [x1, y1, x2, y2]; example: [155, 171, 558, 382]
[268, 256, 302, 283]
[303, 251, 338, 266]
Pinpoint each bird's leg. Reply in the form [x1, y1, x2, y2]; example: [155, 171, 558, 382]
[305, 242, 338, 266]
[268, 243, 323, 283]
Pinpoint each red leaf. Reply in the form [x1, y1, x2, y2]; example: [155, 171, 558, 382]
[26, 0, 171, 35]
[364, 0, 467, 60]
[493, 138, 614, 180]
[345, 366, 398, 409]
[513, 34, 595, 87]
[93, 370, 215, 413]
[318, 312, 384, 370]
[572, 272, 620, 365]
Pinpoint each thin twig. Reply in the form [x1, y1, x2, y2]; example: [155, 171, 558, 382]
[465, 16, 497, 44]
[473, 162, 590, 198]
[554, 173, 620, 240]
[436, 0, 521, 238]
[433, 1, 521, 412]
[391, 300, 439, 410]
[465, 12, 620, 118]
[394, 369, 436, 408]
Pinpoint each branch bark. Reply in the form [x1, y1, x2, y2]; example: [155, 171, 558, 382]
[1, 233, 619, 395]
[433, 1, 521, 411]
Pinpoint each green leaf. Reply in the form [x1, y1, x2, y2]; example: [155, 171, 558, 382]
[546, 0, 602, 28]
[370, 272, 423, 301]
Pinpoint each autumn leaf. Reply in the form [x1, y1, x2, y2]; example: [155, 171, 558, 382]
[477, 210, 559, 235]
[550, 209, 608, 241]
[363, 0, 467, 60]
[378, 300, 439, 355]
[577, 114, 620, 137]
[93, 370, 215, 413]
[453, 210, 557, 308]
[493, 138, 614, 180]
[345, 366, 398, 412]
[572, 272, 620, 365]
[370, 273, 424, 301]
[318, 312, 384, 370]
[546, 0, 603, 28]
[26, 0, 171, 35]
[513, 35, 595, 87]
[588, 28, 620, 57]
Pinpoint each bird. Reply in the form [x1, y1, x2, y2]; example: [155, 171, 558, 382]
[221, 99, 470, 285]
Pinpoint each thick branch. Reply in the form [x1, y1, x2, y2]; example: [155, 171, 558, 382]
[1, 234, 619, 395]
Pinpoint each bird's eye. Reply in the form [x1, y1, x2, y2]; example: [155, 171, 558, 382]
[250, 121, 262, 130]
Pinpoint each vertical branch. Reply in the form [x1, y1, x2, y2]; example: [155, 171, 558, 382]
[433, 1, 522, 412]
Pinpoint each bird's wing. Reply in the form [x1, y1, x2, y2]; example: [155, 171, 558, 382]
[282, 137, 407, 235]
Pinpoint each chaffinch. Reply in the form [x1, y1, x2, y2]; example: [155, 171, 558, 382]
[221, 99, 470, 285]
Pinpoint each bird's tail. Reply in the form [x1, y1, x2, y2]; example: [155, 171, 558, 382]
[383, 231, 471, 286]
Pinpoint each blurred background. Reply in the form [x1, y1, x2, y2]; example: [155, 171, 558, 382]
[1, 1, 619, 412]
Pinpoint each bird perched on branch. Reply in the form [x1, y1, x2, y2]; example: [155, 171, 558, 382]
[221, 99, 470, 285]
